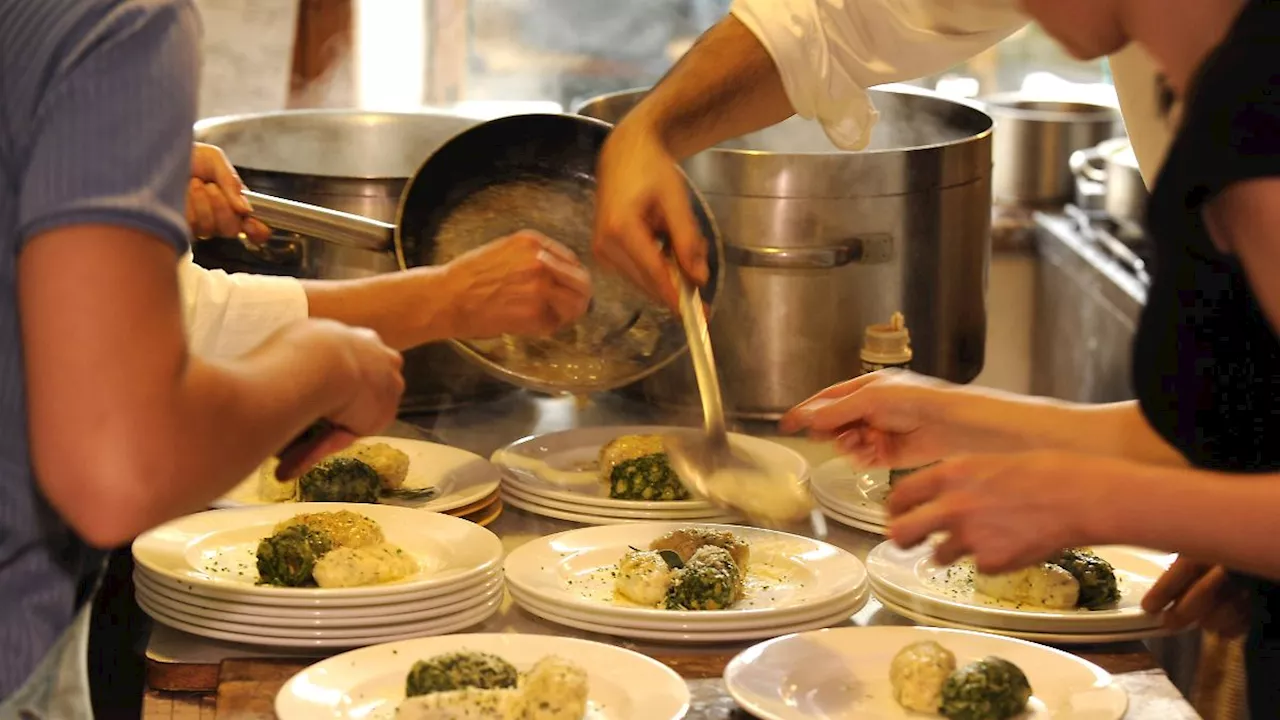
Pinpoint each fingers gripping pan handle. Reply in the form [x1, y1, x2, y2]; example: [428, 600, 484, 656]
[243, 190, 396, 253]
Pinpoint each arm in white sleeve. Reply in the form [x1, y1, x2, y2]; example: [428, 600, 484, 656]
[178, 253, 309, 360]
[730, 0, 1028, 149]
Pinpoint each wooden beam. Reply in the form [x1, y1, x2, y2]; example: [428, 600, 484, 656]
[288, 0, 356, 108]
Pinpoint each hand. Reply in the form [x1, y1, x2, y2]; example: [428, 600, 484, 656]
[263, 319, 404, 479]
[593, 124, 707, 310]
[439, 230, 592, 339]
[187, 143, 271, 243]
[886, 451, 1113, 573]
[1142, 558, 1252, 636]
[778, 369, 967, 469]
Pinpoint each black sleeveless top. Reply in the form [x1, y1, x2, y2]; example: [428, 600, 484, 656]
[1136, 2, 1280, 715]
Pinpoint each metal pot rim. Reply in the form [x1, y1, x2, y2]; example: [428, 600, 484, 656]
[193, 108, 480, 181]
[979, 92, 1120, 124]
[572, 84, 994, 158]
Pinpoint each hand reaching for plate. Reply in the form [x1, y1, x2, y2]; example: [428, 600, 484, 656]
[1142, 557, 1252, 636]
[779, 369, 971, 470]
[885, 450, 1115, 574]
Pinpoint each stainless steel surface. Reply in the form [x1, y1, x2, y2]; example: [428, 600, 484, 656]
[193, 109, 512, 413]
[241, 190, 394, 253]
[1070, 137, 1148, 224]
[399, 113, 726, 396]
[576, 87, 993, 418]
[980, 93, 1122, 206]
[1031, 211, 1144, 404]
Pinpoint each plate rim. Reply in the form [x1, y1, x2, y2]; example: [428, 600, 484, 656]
[723, 625, 1128, 720]
[503, 521, 868, 622]
[273, 632, 692, 720]
[132, 503, 504, 600]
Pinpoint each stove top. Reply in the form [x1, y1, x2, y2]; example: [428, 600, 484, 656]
[1060, 204, 1154, 286]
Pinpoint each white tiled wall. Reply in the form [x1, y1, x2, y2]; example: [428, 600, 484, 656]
[193, 0, 300, 119]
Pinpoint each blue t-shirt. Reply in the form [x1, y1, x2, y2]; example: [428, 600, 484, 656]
[0, 0, 197, 696]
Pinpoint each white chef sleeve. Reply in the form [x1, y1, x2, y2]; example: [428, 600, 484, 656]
[730, 0, 1028, 149]
[178, 253, 310, 360]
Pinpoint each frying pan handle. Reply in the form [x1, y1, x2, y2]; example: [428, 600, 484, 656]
[243, 190, 395, 253]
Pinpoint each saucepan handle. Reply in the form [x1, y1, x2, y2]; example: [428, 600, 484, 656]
[725, 234, 894, 269]
[1069, 147, 1108, 183]
[243, 190, 396, 253]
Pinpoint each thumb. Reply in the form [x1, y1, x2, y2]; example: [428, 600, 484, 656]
[661, 182, 710, 286]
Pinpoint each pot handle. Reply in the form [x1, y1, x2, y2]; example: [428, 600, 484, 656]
[1069, 147, 1108, 183]
[243, 190, 395, 253]
[725, 234, 893, 269]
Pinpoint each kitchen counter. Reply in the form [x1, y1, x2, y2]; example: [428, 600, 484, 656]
[141, 392, 1201, 718]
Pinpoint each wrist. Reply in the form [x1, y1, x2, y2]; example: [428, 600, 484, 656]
[931, 384, 1031, 454]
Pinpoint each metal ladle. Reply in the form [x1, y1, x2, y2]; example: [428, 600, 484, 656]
[661, 268, 824, 534]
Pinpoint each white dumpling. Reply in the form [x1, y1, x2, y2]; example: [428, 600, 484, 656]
[615, 550, 673, 606]
[889, 640, 957, 713]
[975, 563, 1080, 609]
[520, 656, 589, 720]
[395, 688, 526, 719]
[312, 543, 417, 588]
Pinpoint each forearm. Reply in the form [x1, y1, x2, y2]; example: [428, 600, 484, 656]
[940, 389, 1185, 466]
[622, 15, 793, 159]
[1090, 466, 1280, 581]
[120, 332, 352, 531]
[302, 267, 453, 350]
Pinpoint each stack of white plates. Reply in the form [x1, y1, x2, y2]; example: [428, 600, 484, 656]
[810, 458, 890, 535]
[866, 539, 1178, 644]
[491, 426, 809, 525]
[724, 626, 1128, 720]
[504, 522, 870, 643]
[132, 503, 505, 649]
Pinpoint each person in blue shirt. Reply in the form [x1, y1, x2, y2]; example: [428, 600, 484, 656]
[0, 1, 407, 715]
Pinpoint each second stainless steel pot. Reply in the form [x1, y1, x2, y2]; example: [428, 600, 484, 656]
[981, 92, 1122, 206]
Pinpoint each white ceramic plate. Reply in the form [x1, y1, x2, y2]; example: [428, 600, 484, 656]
[501, 479, 736, 520]
[502, 472, 735, 518]
[504, 522, 867, 624]
[135, 572, 504, 628]
[137, 581, 504, 639]
[810, 458, 890, 525]
[133, 568, 501, 618]
[866, 540, 1174, 633]
[137, 589, 502, 649]
[275, 633, 690, 720]
[724, 626, 1128, 720]
[872, 585, 1175, 645]
[815, 504, 888, 537]
[216, 437, 501, 513]
[501, 489, 740, 526]
[491, 425, 809, 510]
[511, 585, 867, 644]
[132, 503, 503, 600]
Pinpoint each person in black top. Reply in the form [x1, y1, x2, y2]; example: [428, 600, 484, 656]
[780, 0, 1280, 714]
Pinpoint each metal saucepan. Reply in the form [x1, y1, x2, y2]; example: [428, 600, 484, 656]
[244, 112, 725, 395]
[980, 92, 1122, 206]
[1070, 136, 1148, 224]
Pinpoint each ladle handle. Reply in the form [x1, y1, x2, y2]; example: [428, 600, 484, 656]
[672, 267, 728, 443]
[243, 190, 395, 253]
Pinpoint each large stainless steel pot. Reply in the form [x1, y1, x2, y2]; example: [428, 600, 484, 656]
[1070, 137, 1148, 225]
[192, 109, 514, 413]
[575, 87, 994, 419]
[981, 93, 1122, 206]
